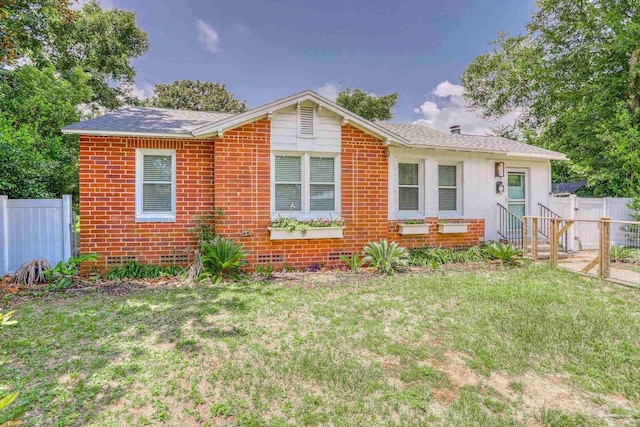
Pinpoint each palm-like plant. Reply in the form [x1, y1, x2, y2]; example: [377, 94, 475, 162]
[363, 240, 409, 275]
[484, 242, 523, 265]
[200, 237, 248, 284]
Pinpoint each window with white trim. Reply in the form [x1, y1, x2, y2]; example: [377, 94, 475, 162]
[136, 149, 176, 222]
[438, 164, 460, 212]
[273, 153, 339, 216]
[398, 163, 420, 211]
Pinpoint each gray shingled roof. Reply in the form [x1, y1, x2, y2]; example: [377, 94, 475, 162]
[62, 104, 566, 159]
[379, 123, 565, 159]
[62, 107, 234, 136]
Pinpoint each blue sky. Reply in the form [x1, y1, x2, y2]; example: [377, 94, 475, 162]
[96, 0, 535, 133]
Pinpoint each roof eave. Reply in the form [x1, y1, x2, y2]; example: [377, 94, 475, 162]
[61, 128, 196, 139]
[404, 143, 568, 160]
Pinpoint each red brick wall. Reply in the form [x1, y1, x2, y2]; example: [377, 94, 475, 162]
[79, 136, 215, 270]
[80, 121, 486, 271]
[214, 122, 484, 268]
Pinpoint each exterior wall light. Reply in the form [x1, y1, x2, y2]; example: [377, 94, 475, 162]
[495, 162, 505, 178]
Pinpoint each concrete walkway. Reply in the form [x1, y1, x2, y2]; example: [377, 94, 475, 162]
[557, 250, 640, 286]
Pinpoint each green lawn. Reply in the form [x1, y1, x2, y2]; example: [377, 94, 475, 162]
[1, 265, 639, 426]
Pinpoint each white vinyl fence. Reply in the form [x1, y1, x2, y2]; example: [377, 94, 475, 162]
[0, 195, 73, 276]
[549, 195, 633, 251]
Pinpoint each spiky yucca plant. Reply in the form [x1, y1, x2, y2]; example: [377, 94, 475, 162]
[484, 242, 523, 265]
[200, 237, 248, 284]
[363, 240, 409, 275]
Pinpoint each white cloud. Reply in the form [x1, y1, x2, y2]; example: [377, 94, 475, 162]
[72, 0, 115, 9]
[413, 80, 519, 136]
[130, 82, 155, 100]
[196, 20, 220, 54]
[316, 83, 341, 101]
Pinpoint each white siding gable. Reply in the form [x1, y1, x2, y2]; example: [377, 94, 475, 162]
[271, 100, 341, 153]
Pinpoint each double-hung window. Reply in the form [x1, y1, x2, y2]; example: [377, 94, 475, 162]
[273, 153, 338, 216]
[398, 163, 421, 212]
[136, 149, 176, 222]
[438, 164, 460, 213]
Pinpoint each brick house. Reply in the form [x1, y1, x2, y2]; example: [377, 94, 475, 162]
[63, 90, 566, 269]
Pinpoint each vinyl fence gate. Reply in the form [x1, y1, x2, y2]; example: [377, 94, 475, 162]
[0, 195, 73, 276]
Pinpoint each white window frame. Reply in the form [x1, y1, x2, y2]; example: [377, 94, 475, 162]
[135, 148, 177, 222]
[397, 160, 424, 219]
[297, 105, 316, 138]
[437, 162, 463, 217]
[271, 151, 341, 220]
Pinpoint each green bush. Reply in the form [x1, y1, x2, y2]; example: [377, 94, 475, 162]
[105, 262, 186, 281]
[484, 242, 523, 265]
[363, 240, 409, 275]
[200, 237, 248, 284]
[43, 253, 101, 290]
[340, 253, 365, 272]
[610, 245, 636, 263]
[255, 263, 275, 280]
[409, 246, 489, 267]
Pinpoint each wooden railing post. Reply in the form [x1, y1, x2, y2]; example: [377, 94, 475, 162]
[599, 216, 611, 278]
[522, 216, 529, 258]
[550, 218, 558, 266]
[532, 217, 539, 261]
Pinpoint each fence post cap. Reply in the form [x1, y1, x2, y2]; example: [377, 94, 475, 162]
[601, 216, 611, 220]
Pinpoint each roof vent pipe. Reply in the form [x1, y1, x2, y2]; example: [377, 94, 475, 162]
[450, 125, 461, 135]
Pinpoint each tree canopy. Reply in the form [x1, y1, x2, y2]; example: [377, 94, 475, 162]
[0, 0, 148, 200]
[335, 88, 398, 122]
[461, 0, 640, 196]
[147, 80, 247, 113]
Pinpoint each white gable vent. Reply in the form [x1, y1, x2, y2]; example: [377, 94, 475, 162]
[299, 106, 315, 136]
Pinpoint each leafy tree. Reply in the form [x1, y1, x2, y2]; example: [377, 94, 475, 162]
[48, 0, 149, 109]
[0, 66, 92, 198]
[2, 0, 148, 109]
[0, 0, 148, 200]
[0, 0, 76, 65]
[0, 65, 91, 137]
[461, 0, 640, 196]
[147, 80, 247, 113]
[335, 88, 398, 122]
[0, 116, 64, 199]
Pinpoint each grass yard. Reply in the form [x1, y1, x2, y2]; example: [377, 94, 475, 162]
[1, 265, 639, 426]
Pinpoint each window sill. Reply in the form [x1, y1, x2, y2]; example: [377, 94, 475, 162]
[267, 227, 344, 240]
[135, 215, 176, 223]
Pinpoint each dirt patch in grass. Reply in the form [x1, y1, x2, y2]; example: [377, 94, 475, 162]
[432, 351, 636, 425]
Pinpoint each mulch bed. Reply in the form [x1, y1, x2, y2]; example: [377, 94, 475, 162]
[1, 261, 507, 307]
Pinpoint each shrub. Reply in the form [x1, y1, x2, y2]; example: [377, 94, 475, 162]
[409, 246, 489, 267]
[105, 262, 186, 281]
[610, 245, 636, 263]
[484, 242, 523, 265]
[341, 253, 365, 272]
[200, 237, 248, 284]
[255, 263, 275, 280]
[363, 240, 409, 275]
[43, 253, 101, 291]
